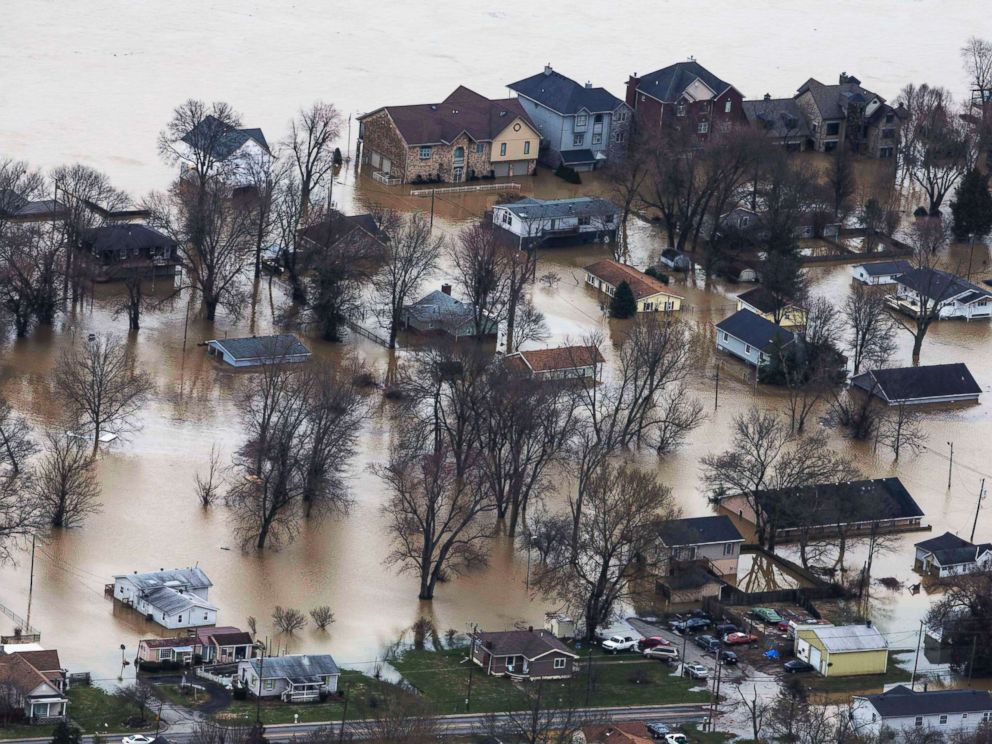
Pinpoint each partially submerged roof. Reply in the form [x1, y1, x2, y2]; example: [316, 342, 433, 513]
[508, 345, 605, 373]
[736, 287, 795, 315]
[508, 67, 626, 115]
[658, 516, 744, 546]
[299, 211, 385, 249]
[246, 654, 340, 680]
[476, 629, 577, 659]
[115, 567, 213, 591]
[406, 290, 477, 325]
[852, 364, 981, 404]
[500, 196, 617, 221]
[716, 309, 795, 352]
[742, 97, 810, 139]
[584, 260, 682, 301]
[895, 268, 991, 302]
[209, 334, 311, 362]
[634, 60, 734, 103]
[181, 115, 270, 160]
[81, 224, 176, 252]
[855, 259, 913, 276]
[751, 477, 924, 529]
[916, 531, 971, 553]
[806, 624, 887, 653]
[209, 631, 254, 647]
[143, 586, 218, 615]
[862, 686, 992, 718]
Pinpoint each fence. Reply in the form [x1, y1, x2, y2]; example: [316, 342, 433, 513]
[410, 182, 520, 196]
[0, 600, 37, 636]
[344, 317, 390, 348]
[372, 171, 402, 186]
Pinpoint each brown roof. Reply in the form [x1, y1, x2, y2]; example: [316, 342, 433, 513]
[10, 650, 62, 682]
[581, 723, 654, 744]
[140, 637, 201, 649]
[513, 345, 605, 373]
[476, 629, 577, 660]
[365, 86, 536, 146]
[0, 653, 58, 698]
[584, 260, 683, 301]
[210, 632, 253, 647]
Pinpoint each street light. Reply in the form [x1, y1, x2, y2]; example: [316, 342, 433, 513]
[118, 644, 128, 681]
[947, 441, 954, 490]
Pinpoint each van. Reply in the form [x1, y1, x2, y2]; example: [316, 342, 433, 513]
[643, 645, 680, 662]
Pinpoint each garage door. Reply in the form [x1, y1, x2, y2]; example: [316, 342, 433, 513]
[809, 646, 822, 673]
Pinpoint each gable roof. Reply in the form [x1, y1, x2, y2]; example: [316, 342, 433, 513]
[209, 334, 311, 362]
[246, 654, 340, 680]
[862, 686, 992, 718]
[931, 545, 992, 567]
[508, 68, 626, 115]
[635, 61, 734, 103]
[795, 77, 885, 120]
[476, 629, 577, 660]
[581, 723, 654, 744]
[716, 309, 796, 352]
[406, 290, 477, 326]
[115, 567, 213, 591]
[140, 636, 200, 649]
[210, 631, 254, 647]
[737, 287, 796, 315]
[363, 87, 535, 146]
[916, 532, 972, 553]
[742, 97, 810, 139]
[808, 624, 887, 653]
[499, 196, 618, 221]
[80, 224, 176, 252]
[10, 650, 61, 674]
[508, 345, 605, 373]
[181, 115, 270, 160]
[658, 516, 744, 547]
[584, 260, 682, 301]
[751, 477, 924, 529]
[852, 364, 981, 403]
[0, 653, 61, 699]
[855, 260, 913, 276]
[895, 267, 991, 302]
[299, 211, 385, 249]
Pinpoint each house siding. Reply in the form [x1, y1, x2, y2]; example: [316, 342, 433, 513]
[358, 111, 408, 181]
[796, 631, 888, 677]
[851, 698, 992, 739]
[716, 330, 767, 367]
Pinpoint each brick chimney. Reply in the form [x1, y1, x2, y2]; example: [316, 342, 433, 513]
[441, 283, 452, 296]
[544, 63, 553, 76]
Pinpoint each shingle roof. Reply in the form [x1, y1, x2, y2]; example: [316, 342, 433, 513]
[931, 546, 989, 566]
[742, 98, 810, 139]
[209, 632, 254, 647]
[476, 629, 577, 659]
[852, 364, 981, 403]
[0, 190, 64, 219]
[366, 87, 535, 146]
[247, 654, 340, 680]
[863, 686, 992, 718]
[736, 287, 794, 315]
[808, 624, 887, 653]
[895, 267, 990, 302]
[509, 345, 605, 373]
[11, 650, 61, 673]
[658, 516, 744, 546]
[141, 637, 200, 649]
[715, 309, 795, 352]
[406, 290, 477, 326]
[0, 653, 59, 698]
[795, 78, 885, 120]
[916, 532, 972, 553]
[635, 61, 734, 103]
[752, 477, 924, 529]
[80, 224, 176, 253]
[584, 260, 682, 301]
[299, 211, 385, 249]
[180, 115, 270, 160]
[856, 260, 913, 276]
[210, 335, 311, 362]
[508, 68, 626, 115]
[501, 196, 617, 221]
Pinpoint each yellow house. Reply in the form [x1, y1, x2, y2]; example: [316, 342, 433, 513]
[736, 287, 805, 328]
[491, 117, 540, 177]
[584, 260, 683, 313]
[795, 624, 888, 677]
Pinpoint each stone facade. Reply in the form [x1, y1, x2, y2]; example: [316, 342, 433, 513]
[606, 105, 631, 163]
[359, 111, 407, 178]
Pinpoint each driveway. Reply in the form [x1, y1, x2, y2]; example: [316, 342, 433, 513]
[627, 617, 748, 687]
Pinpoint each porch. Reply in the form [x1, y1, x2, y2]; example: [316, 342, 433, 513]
[281, 677, 325, 703]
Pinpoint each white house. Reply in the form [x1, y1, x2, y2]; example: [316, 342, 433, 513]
[180, 115, 271, 188]
[852, 686, 992, 739]
[914, 532, 992, 579]
[0, 651, 69, 723]
[239, 655, 340, 702]
[889, 268, 992, 320]
[715, 309, 796, 368]
[493, 197, 619, 250]
[851, 260, 912, 286]
[112, 567, 218, 630]
[206, 334, 311, 368]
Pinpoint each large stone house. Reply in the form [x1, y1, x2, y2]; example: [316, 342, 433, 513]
[625, 59, 745, 140]
[508, 65, 631, 170]
[358, 86, 539, 184]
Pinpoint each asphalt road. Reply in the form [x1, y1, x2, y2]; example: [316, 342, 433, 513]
[627, 617, 749, 687]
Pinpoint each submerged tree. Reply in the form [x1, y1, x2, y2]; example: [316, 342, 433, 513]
[33, 432, 101, 528]
[844, 283, 898, 376]
[283, 101, 343, 218]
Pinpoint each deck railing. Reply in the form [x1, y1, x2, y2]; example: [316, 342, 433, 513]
[410, 182, 520, 196]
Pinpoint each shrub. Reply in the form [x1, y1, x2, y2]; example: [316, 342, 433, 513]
[644, 266, 670, 284]
[554, 164, 581, 184]
[608, 280, 637, 319]
[232, 685, 248, 701]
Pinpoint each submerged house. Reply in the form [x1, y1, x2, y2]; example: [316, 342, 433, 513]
[736, 287, 805, 328]
[584, 260, 683, 313]
[888, 268, 992, 320]
[851, 364, 982, 406]
[743, 95, 811, 151]
[0, 190, 66, 223]
[794, 624, 888, 677]
[0, 650, 69, 723]
[914, 533, 992, 579]
[491, 196, 618, 249]
[180, 115, 271, 188]
[715, 309, 797, 367]
[402, 286, 497, 338]
[238, 654, 340, 702]
[471, 629, 578, 680]
[111, 567, 217, 630]
[852, 686, 992, 739]
[78, 224, 180, 281]
[851, 260, 913, 286]
[655, 515, 743, 608]
[206, 335, 311, 367]
[503, 345, 604, 382]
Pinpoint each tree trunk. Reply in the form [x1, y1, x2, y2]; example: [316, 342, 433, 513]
[911, 332, 924, 360]
[204, 297, 218, 322]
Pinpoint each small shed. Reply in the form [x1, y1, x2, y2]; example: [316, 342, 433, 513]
[851, 260, 912, 286]
[795, 624, 888, 677]
[206, 335, 311, 367]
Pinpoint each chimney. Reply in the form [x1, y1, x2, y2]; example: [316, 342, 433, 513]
[544, 63, 553, 76]
[585, 81, 593, 89]
[764, 93, 771, 100]
[528, 625, 533, 632]
[441, 283, 452, 296]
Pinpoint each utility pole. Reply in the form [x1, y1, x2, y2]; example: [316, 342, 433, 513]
[25, 534, 35, 631]
[971, 478, 986, 543]
[714, 363, 720, 410]
[709, 652, 724, 730]
[968, 636, 978, 686]
[681, 633, 689, 677]
[429, 189, 436, 232]
[338, 682, 349, 744]
[584, 643, 594, 706]
[465, 624, 477, 712]
[911, 618, 924, 690]
[947, 441, 954, 489]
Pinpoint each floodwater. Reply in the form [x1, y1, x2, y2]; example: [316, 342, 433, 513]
[1, 0, 991, 687]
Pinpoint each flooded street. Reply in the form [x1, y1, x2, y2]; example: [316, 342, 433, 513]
[1, 0, 991, 689]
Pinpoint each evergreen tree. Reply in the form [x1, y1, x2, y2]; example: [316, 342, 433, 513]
[50, 721, 82, 744]
[608, 280, 638, 318]
[951, 168, 992, 241]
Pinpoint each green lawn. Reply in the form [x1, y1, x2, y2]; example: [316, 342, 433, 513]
[153, 683, 218, 710]
[682, 723, 738, 743]
[68, 685, 151, 733]
[0, 723, 49, 741]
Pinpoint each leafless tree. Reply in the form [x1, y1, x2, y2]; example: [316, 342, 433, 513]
[272, 605, 307, 634]
[0, 680, 20, 726]
[533, 462, 677, 641]
[284, 102, 343, 218]
[448, 222, 514, 339]
[54, 334, 153, 453]
[33, 431, 101, 528]
[737, 685, 770, 743]
[827, 146, 857, 219]
[0, 396, 37, 476]
[507, 298, 549, 352]
[0, 474, 43, 564]
[157, 100, 243, 189]
[603, 140, 650, 262]
[0, 221, 63, 336]
[877, 401, 927, 460]
[844, 283, 898, 375]
[188, 722, 266, 744]
[372, 211, 443, 348]
[113, 682, 154, 724]
[195, 444, 223, 507]
[309, 605, 335, 630]
[962, 37, 992, 154]
[926, 571, 992, 676]
[241, 148, 286, 282]
[483, 682, 600, 744]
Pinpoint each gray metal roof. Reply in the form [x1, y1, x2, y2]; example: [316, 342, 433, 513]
[508, 68, 626, 115]
[142, 586, 217, 616]
[210, 335, 310, 361]
[808, 624, 887, 653]
[852, 363, 981, 403]
[247, 654, 340, 680]
[115, 567, 213, 591]
[856, 260, 912, 276]
[180, 115, 270, 160]
[499, 196, 618, 221]
[715, 309, 796, 352]
[658, 516, 743, 546]
[895, 267, 991, 302]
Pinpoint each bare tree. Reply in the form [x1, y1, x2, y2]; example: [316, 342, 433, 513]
[0, 396, 36, 476]
[877, 401, 927, 460]
[195, 444, 223, 507]
[737, 685, 770, 743]
[158, 100, 243, 189]
[33, 431, 101, 528]
[272, 606, 307, 634]
[826, 146, 857, 219]
[372, 212, 443, 348]
[448, 223, 513, 339]
[0, 221, 64, 336]
[926, 571, 992, 677]
[603, 141, 650, 262]
[0, 474, 43, 565]
[54, 334, 153, 453]
[483, 683, 599, 744]
[844, 283, 898, 375]
[352, 696, 445, 744]
[309, 605, 335, 630]
[189, 722, 266, 744]
[113, 682, 154, 724]
[284, 102, 343, 218]
[962, 37, 992, 153]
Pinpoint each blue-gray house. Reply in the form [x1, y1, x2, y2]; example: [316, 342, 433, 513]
[508, 65, 632, 171]
[715, 309, 796, 368]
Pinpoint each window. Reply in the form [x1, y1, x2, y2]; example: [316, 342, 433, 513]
[615, 131, 626, 144]
[882, 128, 896, 139]
[476, 143, 485, 154]
[615, 110, 627, 122]
[453, 146, 465, 161]
[264, 679, 274, 691]
[885, 112, 895, 123]
[697, 121, 709, 134]
[915, 717, 924, 727]
[676, 104, 687, 117]
[524, 141, 531, 155]
[825, 122, 840, 136]
[604, 215, 614, 224]
[500, 143, 507, 156]
[160, 649, 173, 661]
[879, 146, 894, 158]
[592, 133, 602, 145]
[984, 712, 991, 722]
[643, 302, 654, 311]
[594, 114, 603, 123]
[745, 344, 752, 355]
[724, 543, 735, 555]
[575, 114, 588, 128]
[939, 716, 948, 725]
[722, 332, 729, 341]
[573, 133, 585, 147]
[419, 146, 432, 159]
[178, 615, 183, 623]
[578, 216, 591, 226]
[553, 657, 567, 669]
[724, 100, 732, 113]
[204, 612, 208, 620]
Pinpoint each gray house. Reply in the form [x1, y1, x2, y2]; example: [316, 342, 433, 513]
[658, 515, 744, 578]
[743, 95, 811, 151]
[852, 686, 992, 739]
[402, 287, 497, 338]
[508, 65, 631, 171]
[491, 196, 618, 249]
[852, 364, 982, 406]
[238, 655, 340, 702]
[206, 335, 311, 367]
[715, 309, 796, 367]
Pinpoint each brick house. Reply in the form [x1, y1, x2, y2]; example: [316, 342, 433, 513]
[358, 86, 539, 184]
[625, 59, 745, 140]
[471, 629, 578, 680]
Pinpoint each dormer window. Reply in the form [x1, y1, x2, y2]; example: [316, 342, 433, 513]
[575, 114, 588, 128]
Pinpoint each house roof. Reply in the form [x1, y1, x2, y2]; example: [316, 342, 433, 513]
[795, 77, 885, 120]
[180, 115, 270, 160]
[580, 722, 654, 744]
[299, 211, 385, 249]
[210, 632, 254, 647]
[856, 260, 913, 276]
[115, 567, 213, 591]
[916, 532, 972, 553]
[560, 149, 599, 165]
[635, 60, 734, 103]
[508, 345, 605, 373]
[80, 224, 176, 252]
[862, 686, 992, 718]
[658, 516, 744, 547]
[807, 624, 887, 653]
[584, 260, 682, 301]
[736, 287, 795, 315]
[140, 637, 200, 649]
[500, 196, 618, 221]
[931, 545, 991, 567]
[209, 334, 311, 362]
[0, 653, 61, 699]
[508, 68, 626, 115]
[895, 268, 991, 302]
[660, 566, 724, 591]
[143, 586, 218, 616]
[405, 290, 478, 328]
[742, 97, 811, 139]
[852, 364, 981, 403]
[751, 477, 924, 529]
[363, 86, 535, 146]
[716, 309, 796, 353]
[0, 190, 65, 219]
[246, 654, 340, 680]
[476, 629, 577, 660]
[10, 650, 61, 673]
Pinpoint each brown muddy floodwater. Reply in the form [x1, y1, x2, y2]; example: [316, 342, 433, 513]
[1, 0, 990, 687]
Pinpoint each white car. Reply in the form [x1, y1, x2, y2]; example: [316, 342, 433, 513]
[601, 634, 640, 653]
[122, 736, 156, 744]
[665, 735, 688, 744]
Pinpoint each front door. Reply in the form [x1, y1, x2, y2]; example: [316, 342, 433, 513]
[453, 166, 464, 183]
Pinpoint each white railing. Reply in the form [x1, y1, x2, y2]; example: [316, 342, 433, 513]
[410, 182, 520, 196]
[372, 171, 402, 186]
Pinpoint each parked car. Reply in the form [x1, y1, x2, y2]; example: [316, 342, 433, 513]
[719, 650, 738, 665]
[723, 632, 759, 645]
[695, 634, 721, 653]
[670, 616, 711, 633]
[602, 634, 640, 653]
[752, 607, 784, 624]
[644, 645, 680, 662]
[646, 722, 671, 738]
[714, 622, 738, 636]
[665, 735, 688, 744]
[784, 659, 815, 674]
[683, 662, 708, 679]
[123, 737, 156, 744]
[638, 636, 672, 651]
